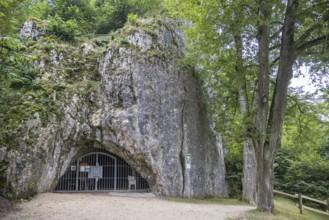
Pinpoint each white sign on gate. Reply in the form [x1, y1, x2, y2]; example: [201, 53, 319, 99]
[89, 166, 103, 178]
[71, 165, 76, 171]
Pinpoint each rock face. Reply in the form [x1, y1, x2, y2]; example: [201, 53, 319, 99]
[20, 19, 46, 40]
[1, 19, 228, 198]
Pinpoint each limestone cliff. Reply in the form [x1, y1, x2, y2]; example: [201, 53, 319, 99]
[0, 18, 228, 198]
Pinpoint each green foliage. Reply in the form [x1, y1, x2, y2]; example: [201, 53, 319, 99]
[127, 13, 138, 25]
[9, 68, 40, 89]
[275, 95, 329, 202]
[275, 146, 329, 201]
[244, 196, 329, 220]
[166, 1, 329, 208]
[46, 15, 80, 41]
[165, 0, 258, 138]
[26, 0, 51, 20]
[0, 36, 32, 89]
[28, 0, 164, 34]
[0, 37, 38, 148]
[46, 0, 97, 33]
[129, 0, 163, 16]
[224, 141, 243, 198]
[94, 0, 131, 34]
[2, 192, 14, 201]
[0, 0, 30, 34]
[0, 35, 67, 150]
[168, 196, 248, 205]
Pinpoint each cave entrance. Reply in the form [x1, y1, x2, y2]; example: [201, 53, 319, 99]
[54, 148, 149, 192]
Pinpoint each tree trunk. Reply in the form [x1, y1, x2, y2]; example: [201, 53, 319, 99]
[254, 0, 298, 213]
[242, 139, 257, 204]
[255, 146, 275, 213]
[254, 0, 272, 212]
[234, 34, 258, 204]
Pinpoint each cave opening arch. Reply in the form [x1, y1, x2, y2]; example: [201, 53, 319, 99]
[54, 146, 150, 192]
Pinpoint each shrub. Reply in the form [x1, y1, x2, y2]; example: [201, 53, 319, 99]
[46, 15, 80, 41]
[275, 146, 329, 200]
[127, 13, 138, 25]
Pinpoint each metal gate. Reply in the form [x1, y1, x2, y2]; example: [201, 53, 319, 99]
[55, 148, 149, 192]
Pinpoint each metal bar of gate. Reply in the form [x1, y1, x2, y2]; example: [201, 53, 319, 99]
[75, 159, 79, 191]
[95, 153, 98, 191]
[114, 157, 117, 190]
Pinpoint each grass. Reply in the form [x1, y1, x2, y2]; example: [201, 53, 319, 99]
[167, 195, 329, 220]
[274, 196, 327, 220]
[239, 195, 328, 220]
[167, 196, 250, 205]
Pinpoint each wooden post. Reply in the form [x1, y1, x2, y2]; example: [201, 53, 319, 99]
[298, 193, 303, 214]
[327, 198, 329, 213]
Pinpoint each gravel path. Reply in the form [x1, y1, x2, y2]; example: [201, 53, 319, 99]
[2, 193, 255, 220]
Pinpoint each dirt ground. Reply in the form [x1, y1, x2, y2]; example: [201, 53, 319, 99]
[0, 197, 19, 219]
[1, 193, 255, 220]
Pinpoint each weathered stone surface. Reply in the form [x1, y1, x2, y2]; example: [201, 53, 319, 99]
[20, 20, 46, 40]
[1, 19, 228, 198]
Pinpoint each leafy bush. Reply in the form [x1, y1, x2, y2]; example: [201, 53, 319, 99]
[275, 145, 329, 200]
[224, 142, 243, 198]
[127, 13, 138, 25]
[27, 0, 164, 35]
[46, 15, 80, 41]
[95, 0, 131, 34]
[9, 68, 40, 90]
[275, 94, 329, 203]
[0, 0, 29, 34]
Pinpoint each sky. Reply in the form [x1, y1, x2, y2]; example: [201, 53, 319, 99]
[290, 66, 317, 93]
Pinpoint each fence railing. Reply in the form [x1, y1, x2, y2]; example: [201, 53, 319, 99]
[273, 190, 329, 216]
